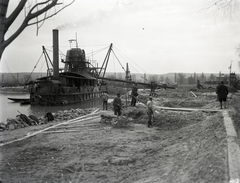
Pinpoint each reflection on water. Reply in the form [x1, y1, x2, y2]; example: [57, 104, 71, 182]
[0, 92, 102, 122]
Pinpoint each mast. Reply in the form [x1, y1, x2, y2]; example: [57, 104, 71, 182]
[125, 63, 131, 81]
[99, 43, 113, 79]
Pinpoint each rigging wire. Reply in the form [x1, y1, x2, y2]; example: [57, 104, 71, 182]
[111, 49, 126, 72]
[113, 53, 115, 78]
[127, 62, 142, 75]
[111, 46, 146, 78]
[45, 45, 110, 63]
[25, 52, 44, 83]
[113, 46, 148, 74]
[3, 62, 20, 85]
[59, 49, 66, 59]
[37, 59, 46, 78]
[38, 44, 147, 81]
[85, 46, 109, 57]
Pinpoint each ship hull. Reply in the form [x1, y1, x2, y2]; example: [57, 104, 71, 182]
[31, 91, 105, 106]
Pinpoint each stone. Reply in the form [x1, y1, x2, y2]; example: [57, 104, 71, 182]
[8, 123, 15, 130]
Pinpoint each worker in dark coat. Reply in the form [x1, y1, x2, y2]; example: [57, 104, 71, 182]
[216, 81, 229, 109]
[215, 82, 220, 101]
[113, 93, 122, 116]
[131, 83, 138, 106]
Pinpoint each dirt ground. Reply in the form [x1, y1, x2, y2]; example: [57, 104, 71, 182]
[0, 89, 239, 183]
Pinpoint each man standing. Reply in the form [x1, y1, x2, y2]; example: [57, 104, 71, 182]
[131, 83, 138, 106]
[113, 93, 122, 116]
[101, 92, 108, 110]
[215, 82, 220, 101]
[216, 81, 229, 109]
[146, 97, 154, 127]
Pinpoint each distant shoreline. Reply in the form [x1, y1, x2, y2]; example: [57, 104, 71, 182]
[0, 86, 29, 93]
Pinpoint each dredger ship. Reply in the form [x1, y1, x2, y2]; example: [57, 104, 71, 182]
[28, 29, 108, 105]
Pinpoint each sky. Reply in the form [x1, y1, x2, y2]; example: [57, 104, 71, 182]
[1, 0, 240, 75]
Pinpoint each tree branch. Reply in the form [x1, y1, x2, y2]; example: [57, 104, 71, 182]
[28, 0, 75, 26]
[1, 17, 28, 51]
[0, 0, 75, 60]
[5, 0, 27, 30]
[28, 0, 57, 18]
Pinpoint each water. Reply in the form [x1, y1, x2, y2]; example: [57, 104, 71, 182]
[0, 92, 102, 122]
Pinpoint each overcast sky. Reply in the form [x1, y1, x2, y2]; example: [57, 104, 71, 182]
[1, 0, 240, 75]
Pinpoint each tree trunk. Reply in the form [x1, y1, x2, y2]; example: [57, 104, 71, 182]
[0, 21, 6, 60]
[0, 0, 10, 60]
[0, 45, 5, 60]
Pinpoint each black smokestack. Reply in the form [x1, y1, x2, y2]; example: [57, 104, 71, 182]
[53, 29, 59, 79]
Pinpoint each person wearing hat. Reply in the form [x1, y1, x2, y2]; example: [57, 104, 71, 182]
[146, 96, 154, 127]
[113, 93, 122, 116]
[216, 81, 229, 109]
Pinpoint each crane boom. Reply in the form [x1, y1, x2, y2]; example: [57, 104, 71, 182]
[98, 77, 176, 89]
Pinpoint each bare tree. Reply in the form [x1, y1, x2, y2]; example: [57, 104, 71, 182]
[159, 75, 165, 82]
[208, 73, 216, 81]
[236, 44, 240, 70]
[200, 72, 205, 81]
[0, 0, 75, 60]
[117, 73, 123, 80]
[165, 76, 171, 84]
[148, 75, 158, 83]
[203, 1, 240, 70]
[131, 74, 136, 81]
[177, 73, 186, 86]
[202, 0, 240, 20]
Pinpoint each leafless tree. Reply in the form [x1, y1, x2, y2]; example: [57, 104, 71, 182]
[208, 73, 216, 81]
[117, 73, 123, 80]
[131, 74, 136, 81]
[202, 0, 240, 20]
[236, 44, 240, 70]
[177, 73, 186, 86]
[148, 75, 158, 83]
[203, 1, 240, 70]
[0, 0, 75, 60]
[159, 75, 165, 82]
[165, 76, 171, 84]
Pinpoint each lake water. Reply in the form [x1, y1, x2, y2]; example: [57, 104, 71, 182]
[0, 92, 103, 122]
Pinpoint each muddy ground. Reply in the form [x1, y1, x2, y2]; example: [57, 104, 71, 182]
[0, 89, 239, 183]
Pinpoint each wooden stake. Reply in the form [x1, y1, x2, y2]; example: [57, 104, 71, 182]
[190, 91, 197, 98]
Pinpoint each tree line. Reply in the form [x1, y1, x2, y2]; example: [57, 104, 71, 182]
[107, 72, 234, 85]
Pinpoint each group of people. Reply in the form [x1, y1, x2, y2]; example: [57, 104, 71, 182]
[101, 82, 154, 128]
[101, 92, 122, 116]
[101, 81, 228, 129]
[101, 83, 139, 115]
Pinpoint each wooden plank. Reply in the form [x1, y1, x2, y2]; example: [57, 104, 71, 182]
[42, 129, 103, 133]
[63, 116, 99, 125]
[154, 106, 221, 112]
[222, 111, 240, 181]
[42, 130, 83, 133]
[190, 91, 197, 98]
[53, 123, 99, 129]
